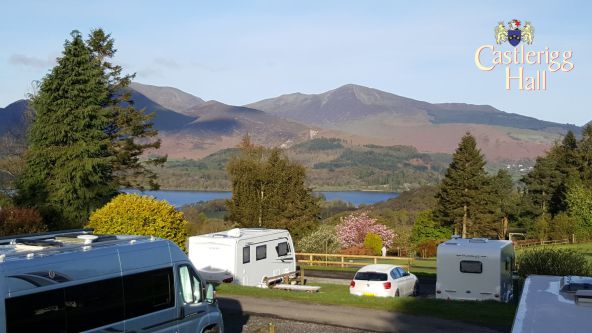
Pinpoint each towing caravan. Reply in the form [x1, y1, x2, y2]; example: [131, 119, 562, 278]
[0, 229, 224, 333]
[188, 228, 296, 287]
[436, 236, 515, 302]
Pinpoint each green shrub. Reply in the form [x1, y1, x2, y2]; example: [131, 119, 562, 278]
[87, 194, 188, 251]
[0, 207, 47, 236]
[364, 232, 383, 256]
[517, 248, 592, 278]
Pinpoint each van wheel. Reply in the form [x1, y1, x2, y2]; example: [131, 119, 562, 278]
[412, 282, 419, 296]
[395, 289, 400, 297]
[203, 325, 220, 333]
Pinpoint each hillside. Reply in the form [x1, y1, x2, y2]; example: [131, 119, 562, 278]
[129, 82, 204, 116]
[0, 100, 29, 137]
[1, 82, 582, 163]
[153, 138, 451, 191]
[247, 84, 579, 160]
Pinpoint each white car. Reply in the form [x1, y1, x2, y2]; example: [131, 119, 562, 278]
[349, 264, 419, 297]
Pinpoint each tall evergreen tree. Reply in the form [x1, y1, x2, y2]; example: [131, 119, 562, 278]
[577, 124, 592, 188]
[226, 136, 319, 239]
[87, 29, 164, 190]
[17, 31, 116, 228]
[434, 133, 488, 238]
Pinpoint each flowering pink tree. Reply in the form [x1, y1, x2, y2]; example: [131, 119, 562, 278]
[335, 212, 395, 249]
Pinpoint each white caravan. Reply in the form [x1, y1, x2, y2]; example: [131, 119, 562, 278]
[0, 229, 224, 333]
[436, 236, 515, 302]
[512, 275, 592, 333]
[188, 228, 296, 287]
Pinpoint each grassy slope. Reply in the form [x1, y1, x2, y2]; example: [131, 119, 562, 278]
[217, 282, 516, 328]
[153, 138, 450, 191]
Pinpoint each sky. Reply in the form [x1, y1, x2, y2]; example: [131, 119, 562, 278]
[1, 0, 591, 125]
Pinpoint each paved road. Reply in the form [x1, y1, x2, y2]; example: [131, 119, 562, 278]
[218, 295, 506, 333]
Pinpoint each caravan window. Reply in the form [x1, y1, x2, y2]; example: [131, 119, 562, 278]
[243, 246, 250, 263]
[460, 260, 483, 274]
[256, 245, 267, 260]
[276, 242, 290, 256]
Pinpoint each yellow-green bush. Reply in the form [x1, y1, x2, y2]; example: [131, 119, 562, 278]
[364, 232, 383, 256]
[87, 194, 188, 251]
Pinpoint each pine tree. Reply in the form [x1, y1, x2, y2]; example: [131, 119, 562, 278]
[16, 31, 116, 228]
[226, 136, 319, 239]
[87, 29, 164, 190]
[434, 133, 488, 238]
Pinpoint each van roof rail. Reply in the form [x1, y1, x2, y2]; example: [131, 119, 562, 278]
[0, 228, 94, 244]
[469, 238, 489, 243]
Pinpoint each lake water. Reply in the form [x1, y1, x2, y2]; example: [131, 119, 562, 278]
[122, 189, 398, 208]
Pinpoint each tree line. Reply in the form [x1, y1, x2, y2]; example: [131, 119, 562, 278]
[433, 129, 592, 241]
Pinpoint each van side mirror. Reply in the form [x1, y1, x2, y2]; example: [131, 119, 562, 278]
[205, 283, 215, 304]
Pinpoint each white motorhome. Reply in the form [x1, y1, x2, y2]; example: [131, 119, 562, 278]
[0, 229, 224, 333]
[512, 275, 592, 333]
[188, 228, 296, 287]
[436, 237, 515, 302]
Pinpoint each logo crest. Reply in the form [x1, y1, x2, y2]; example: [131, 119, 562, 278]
[495, 19, 535, 46]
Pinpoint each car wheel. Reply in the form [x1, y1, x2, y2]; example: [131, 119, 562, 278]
[395, 289, 400, 297]
[412, 282, 419, 296]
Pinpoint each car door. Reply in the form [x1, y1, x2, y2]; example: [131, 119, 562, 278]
[396, 267, 412, 295]
[177, 264, 211, 333]
[389, 268, 402, 295]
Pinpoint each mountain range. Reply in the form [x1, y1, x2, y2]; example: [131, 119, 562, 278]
[0, 82, 585, 161]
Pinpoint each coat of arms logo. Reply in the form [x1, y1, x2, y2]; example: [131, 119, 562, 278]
[495, 19, 534, 46]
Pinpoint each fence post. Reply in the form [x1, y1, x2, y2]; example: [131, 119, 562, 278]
[341, 256, 344, 268]
[408, 258, 412, 272]
[374, 257, 377, 264]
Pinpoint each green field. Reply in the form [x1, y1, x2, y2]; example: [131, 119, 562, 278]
[217, 282, 515, 329]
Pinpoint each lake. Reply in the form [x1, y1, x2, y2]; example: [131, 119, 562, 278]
[122, 190, 399, 207]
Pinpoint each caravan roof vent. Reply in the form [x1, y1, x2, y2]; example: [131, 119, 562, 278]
[575, 290, 592, 305]
[451, 235, 462, 239]
[469, 238, 489, 243]
[227, 228, 242, 238]
[561, 276, 592, 293]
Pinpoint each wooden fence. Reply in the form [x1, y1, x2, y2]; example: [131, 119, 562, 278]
[513, 238, 570, 248]
[296, 252, 414, 271]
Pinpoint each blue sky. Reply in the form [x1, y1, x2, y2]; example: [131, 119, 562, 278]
[1, 0, 590, 125]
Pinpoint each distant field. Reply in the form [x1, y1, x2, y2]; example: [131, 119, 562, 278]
[217, 282, 515, 328]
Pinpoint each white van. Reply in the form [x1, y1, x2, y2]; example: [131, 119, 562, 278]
[436, 237, 515, 302]
[188, 228, 296, 287]
[0, 229, 224, 333]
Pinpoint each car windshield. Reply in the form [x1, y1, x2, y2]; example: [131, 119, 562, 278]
[354, 271, 388, 281]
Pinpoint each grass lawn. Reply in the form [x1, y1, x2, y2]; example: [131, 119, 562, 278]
[216, 282, 516, 329]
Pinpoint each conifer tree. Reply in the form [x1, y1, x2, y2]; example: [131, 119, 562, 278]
[226, 136, 319, 239]
[17, 31, 116, 229]
[434, 133, 488, 238]
[87, 29, 164, 190]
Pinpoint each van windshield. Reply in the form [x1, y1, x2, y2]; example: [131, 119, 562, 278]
[354, 272, 388, 281]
